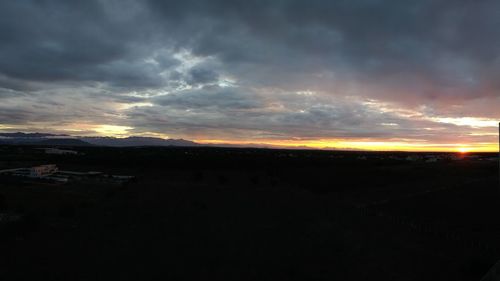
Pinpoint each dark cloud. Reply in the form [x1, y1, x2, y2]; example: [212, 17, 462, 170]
[146, 0, 500, 93]
[2, 0, 499, 96]
[153, 85, 262, 110]
[187, 67, 219, 85]
[0, 0, 161, 87]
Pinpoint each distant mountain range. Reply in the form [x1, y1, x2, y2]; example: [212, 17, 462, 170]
[0, 132, 69, 138]
[0, 132, 199, 147]
[81, 136, 198, 147]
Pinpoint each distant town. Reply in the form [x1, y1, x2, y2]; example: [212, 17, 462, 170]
[0, 163, 134, 184]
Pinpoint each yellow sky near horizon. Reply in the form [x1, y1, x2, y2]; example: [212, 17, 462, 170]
[195, 138, 498, 152]
[1, 117, 499, 152]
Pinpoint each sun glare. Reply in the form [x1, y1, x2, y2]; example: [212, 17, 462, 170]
[457, 147, 470, 153]
[94, 125, 133, 136]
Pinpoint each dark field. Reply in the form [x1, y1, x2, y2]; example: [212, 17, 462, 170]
[1, 145, 499, 280]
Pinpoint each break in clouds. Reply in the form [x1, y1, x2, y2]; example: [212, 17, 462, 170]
[1, 0, 500, 147]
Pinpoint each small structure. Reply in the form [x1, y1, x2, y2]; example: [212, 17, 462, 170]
[30, 164, 58, 177]
[405, 155, 419, 161]
[425, 156, 438, 163]
[58, 170, 103, 180]
[0, 168, 24, 175]
[1, 164, 134, 184]
[44, 148, 78, 155]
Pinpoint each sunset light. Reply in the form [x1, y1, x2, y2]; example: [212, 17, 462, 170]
[4, 2, 500, 279]
[457, 147, 470, 153]
[196, 138, 498, 152]
[0, 1, 499, 152]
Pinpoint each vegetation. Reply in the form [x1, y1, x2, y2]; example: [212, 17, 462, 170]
[0, 145, 498, 280]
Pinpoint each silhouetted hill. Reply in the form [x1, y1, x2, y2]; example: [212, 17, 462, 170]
[36, 138, 92, 146]
[0, 132, 67, 138]
[0, 137, 91, 146]
[82, 136, 199, 147]
[0, 132, 199, 147]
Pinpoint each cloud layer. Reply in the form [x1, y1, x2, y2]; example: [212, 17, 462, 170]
[1, 0, 500, 150]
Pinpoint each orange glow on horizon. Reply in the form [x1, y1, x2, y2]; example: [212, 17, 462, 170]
[1, 122, 498, 152]
[457, 147, 470, 153]
[196, 138, 498, 152]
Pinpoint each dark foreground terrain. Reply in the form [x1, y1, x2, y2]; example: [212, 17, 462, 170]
[1, 145, 499, 280]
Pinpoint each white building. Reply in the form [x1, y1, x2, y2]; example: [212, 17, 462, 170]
[30, 164, 58, 177]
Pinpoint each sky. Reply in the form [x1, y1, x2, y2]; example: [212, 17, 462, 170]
[1, 0, 500, 151]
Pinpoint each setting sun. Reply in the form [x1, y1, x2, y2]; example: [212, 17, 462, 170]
[457, 147, 470, 153]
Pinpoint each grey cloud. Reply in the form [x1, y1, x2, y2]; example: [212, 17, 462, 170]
[2, 0, 499, 98]
[154, 54, 181, 69]
[187, 67, 219, 85]
[126, 89, 465, 142]
[154, 86, 262, 110]
[0, 0, 161, 88]
[147, 0, 500, 101]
